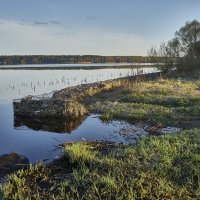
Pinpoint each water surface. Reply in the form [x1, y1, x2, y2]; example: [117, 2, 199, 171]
[0, 103, 136, 163]
[0, 67, 158, 102]
[0, 67, 157, 162]
[0, 62, 156, 69]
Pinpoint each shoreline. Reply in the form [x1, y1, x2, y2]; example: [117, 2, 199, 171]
[0, 64, 156, 70]
[13, 71, 162, 118]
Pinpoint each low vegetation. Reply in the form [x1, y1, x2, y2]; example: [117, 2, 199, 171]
[2, 129, 200, 199]
[89, 78, 200, 126]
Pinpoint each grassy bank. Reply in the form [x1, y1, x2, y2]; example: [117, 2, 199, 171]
[2, 129, 200, 199]
[88, 78, 200, 127]
[2, 72, 200, 199]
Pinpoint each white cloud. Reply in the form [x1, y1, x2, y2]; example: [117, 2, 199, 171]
[0, 20, 156, 55]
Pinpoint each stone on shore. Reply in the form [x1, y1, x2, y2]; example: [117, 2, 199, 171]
[0, 153, 29, 176]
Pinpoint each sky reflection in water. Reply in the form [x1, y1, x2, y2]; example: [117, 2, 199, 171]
[0, 67, 157, 162]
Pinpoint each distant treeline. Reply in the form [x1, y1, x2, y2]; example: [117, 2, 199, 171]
[0, 55, 154, 65]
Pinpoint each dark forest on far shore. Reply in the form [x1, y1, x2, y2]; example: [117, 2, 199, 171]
[0, 55, 153, 65]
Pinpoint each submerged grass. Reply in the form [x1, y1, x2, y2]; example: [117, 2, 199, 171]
[2, 129, 200, 199]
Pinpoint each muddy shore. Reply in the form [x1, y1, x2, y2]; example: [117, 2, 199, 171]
[13, 72, 162, 119]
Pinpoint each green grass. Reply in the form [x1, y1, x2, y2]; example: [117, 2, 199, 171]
[2, 75, 200, 199]
[89, 79, 200, 126]
[2, 129, 200, 199]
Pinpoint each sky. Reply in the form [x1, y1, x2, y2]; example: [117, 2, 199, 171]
[0, 0, 200, 56]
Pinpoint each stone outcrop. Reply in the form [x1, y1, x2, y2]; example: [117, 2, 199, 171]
[0, 153, 29, 176]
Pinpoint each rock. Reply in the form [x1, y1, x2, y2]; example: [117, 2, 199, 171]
[0, 153, 29, 176]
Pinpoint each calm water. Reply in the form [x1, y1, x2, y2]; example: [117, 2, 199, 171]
[0, 66, 158, 163]
[1, 62, 156, 69]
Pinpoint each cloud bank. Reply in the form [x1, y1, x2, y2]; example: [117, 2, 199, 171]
[0, 20, 155, 55]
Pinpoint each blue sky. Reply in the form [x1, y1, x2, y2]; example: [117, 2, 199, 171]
[0, 0, 200, 55]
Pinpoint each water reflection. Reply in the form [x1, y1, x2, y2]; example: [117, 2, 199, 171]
[0, 103, 124, 162]
[0, 67, 158, 102]
[14, 115, 86, 134]
[0, 67, 157, 163]
[0, 103, 149, 163]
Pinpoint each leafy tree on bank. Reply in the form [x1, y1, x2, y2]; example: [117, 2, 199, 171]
[148, 20, 200, 72]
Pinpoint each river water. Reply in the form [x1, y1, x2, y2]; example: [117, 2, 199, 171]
[0, 62, 156, 69]
[0, 65, 158, 163]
